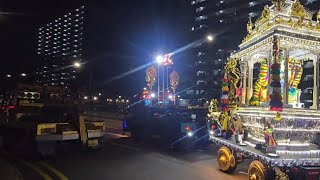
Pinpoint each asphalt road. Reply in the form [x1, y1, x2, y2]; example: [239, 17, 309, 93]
[2, 134, 249, 180]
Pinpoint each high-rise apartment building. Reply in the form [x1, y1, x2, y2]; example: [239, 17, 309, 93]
[187, 0, 319, 101]
[36, 6, 85, 87]
[187, 0, 269, 101]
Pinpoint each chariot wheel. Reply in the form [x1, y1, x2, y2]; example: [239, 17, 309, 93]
[248, 160, 266, 180]
[217, 146, 237, 173]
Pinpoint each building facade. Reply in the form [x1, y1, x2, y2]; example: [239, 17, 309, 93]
[187, 0, 272, 101]
[36, 6, 85, 87]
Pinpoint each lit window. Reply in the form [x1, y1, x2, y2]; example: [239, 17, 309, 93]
[195, 15, 208, 21]
[196, 7, 205, 12]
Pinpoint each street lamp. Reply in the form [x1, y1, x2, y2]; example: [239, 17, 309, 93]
[21, 73, 26, 77]
[155, 55, 164, 104]
[207, 35, 214, 42]
[6, 74, 11, 78]
[74, 62, 81, 68]
[156, 55, 164, 64]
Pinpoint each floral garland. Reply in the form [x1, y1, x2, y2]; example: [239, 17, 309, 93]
[249, 59, 268, 106]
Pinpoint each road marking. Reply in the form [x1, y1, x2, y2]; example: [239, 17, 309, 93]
[20, 160, 53, 180]
[109, 142, 142, 151]
[106, 132, 128, 138]
[37, 161, 69, 180]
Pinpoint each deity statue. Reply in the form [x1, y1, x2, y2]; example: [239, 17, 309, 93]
[224, 58, 241, 104]
[257, 5, 270, 24]
[247, 17, 253, 34]
[271, 0, 285, 11]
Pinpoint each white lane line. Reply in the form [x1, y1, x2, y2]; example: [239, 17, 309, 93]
[106, 132, 128, 138]
[109, 142, 142, 151]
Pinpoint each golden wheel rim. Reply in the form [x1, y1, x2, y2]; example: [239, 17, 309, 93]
[217, 146, 233, 171]
[248, 161, 266, 180]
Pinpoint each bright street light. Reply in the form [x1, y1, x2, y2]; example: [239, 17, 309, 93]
[74, 62, 81, 68]
[6, 74, 11, 78]
[156, 55, 164, 64]
[207, 35, 214, 42]
[84, 96, 88, 100]
[93, 96, 98, 101]
[21, 73, 26, 77]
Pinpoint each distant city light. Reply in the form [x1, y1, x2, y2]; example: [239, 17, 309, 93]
[6, 74, 11, 78]
[207, 35, 214, 42]
[151, 93, 156, 98]
[21, 73, 27, 77]
[98, 93, 102, 96]
[168, 95, 173, 99]
[119, 96, 122, 98]
[93, 96, 98, 101]
[84, 96, 88, 100]
[143, 88, 147, 91]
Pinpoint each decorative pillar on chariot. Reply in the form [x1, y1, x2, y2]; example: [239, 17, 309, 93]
[219, 58, 240, 136]
[269, 36, 283, 111]
[311, 55, 319, 109]
[240, 60, 247, 105]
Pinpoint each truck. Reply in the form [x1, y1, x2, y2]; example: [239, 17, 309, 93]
[125, 101, 209, 151]
[0, 84, 106, 157]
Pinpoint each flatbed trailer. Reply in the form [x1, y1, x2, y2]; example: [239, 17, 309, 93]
[0, 84, 106, 157]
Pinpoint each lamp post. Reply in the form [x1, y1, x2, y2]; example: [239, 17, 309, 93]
[156, 55, 164, 104]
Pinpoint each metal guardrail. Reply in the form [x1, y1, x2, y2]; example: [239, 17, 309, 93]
[83, 111, 125, 120]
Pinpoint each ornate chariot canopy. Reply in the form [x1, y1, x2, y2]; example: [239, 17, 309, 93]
[232, 0, 320, 62]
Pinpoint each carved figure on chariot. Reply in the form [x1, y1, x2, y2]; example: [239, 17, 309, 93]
[224, 57, 241, 108]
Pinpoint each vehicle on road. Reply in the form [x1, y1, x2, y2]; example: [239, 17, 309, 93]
[0, 84, 105, 157]
[126, 102, 209, 151]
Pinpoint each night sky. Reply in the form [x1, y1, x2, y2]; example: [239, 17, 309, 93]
[0, 0, 192, 96]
